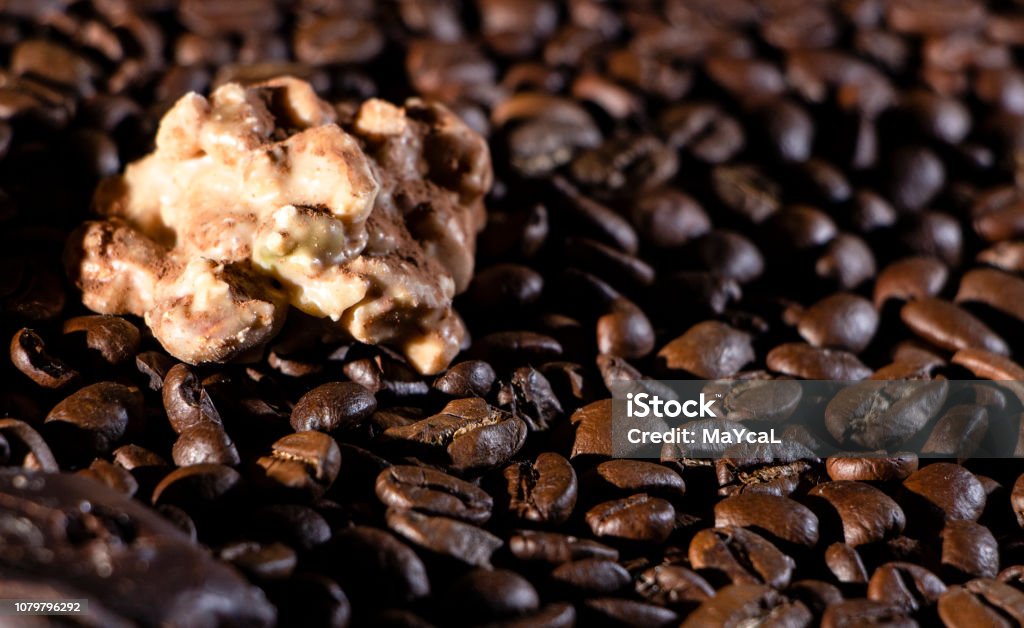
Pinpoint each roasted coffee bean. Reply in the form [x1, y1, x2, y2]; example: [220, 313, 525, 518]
[271, 574, 349, 628]
[294, 16, 383, 65]
[565, 237, 655, 288]
[10, 328, 78, 389]
[711, 164, 781, 223]
[815, 233, 877, 289]
[808, 481, 905, 546]
[689, 526, 796, 588]
[433, 360, 497, 398]
[955, 267, 1024, 323]
[385, 507, 503, 568]
[0, 419, 58, 472]
[504, 452, 576, 524]
[826, 454, 918, 482]
[151, 463, 242, 509]
[972, 186, 1024, 243]
[899, 211, 963, 267]
[692, 230, 765, 283]
[377, 465, 492, 524]
[45, 382, 142, 457]
[715, 493, 820, 548]
[178, 0, 279, 36]
[921, 404, 988, 457]
[868, 562, 946, 612]
[465, 264, 544, 310]
[251, 504, 331, 552]
[109, 443, 163, 471]
[474, 331, 564, 366]
[658, 103, 744, 163]
[766, 205, 837, 249]
[874, 256, 948, 308]
[497, 367, 562, 431]
[629, 188, 711, 249]
[901, 298, 1009, 356]
[551, 558, 631, 595]
[767, 343, 872, 380]
[658, 321, 754, 379]
[570, 399, 613, 458]
[385, 398, 527, 474]
[682, 584, 812, 627]
[903, 463, 986, 525]
[172, 422, 239, 467]
[219, 541, 297, 581]
[78, 458, 139, 496]
[324, 526, 430, 604]
[825, 542, 869, 583]
[796, 293, 878, 353]
[581, 598, 678, 627]
[757, 98, 814, 162]
[705, 378, 802, 424]
[596, 297, 655, 359]
[942, 520, 999, 579]
[937, 579, 1024, 627]
[822, 599, 914, 628]
[136, 351, 175, 391]
[590, 460, 684, 499]
[291, 382, 377, 433]
[257, 431, 341, 499]
[445, 569, 539, 622]
[508, 530, 618, 564]
[636, 564, 714, 609]
[162, 364, 222, 433]
[586, 494, 675, 543]
[887, 146, 946, 211]
[825, 380, 948, 450]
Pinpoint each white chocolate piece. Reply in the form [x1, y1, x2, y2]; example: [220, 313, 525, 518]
[70, 78, 490, 373]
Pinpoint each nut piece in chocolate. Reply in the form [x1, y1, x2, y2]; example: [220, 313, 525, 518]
[67, 77, 491, 374]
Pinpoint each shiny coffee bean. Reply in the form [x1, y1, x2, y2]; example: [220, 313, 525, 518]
[504, 452, 577, 524]
[291, 382, 377, 433]
[377, 465, 492, 524]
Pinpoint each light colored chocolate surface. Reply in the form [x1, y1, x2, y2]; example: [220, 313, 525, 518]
[68, 77, 490, 373]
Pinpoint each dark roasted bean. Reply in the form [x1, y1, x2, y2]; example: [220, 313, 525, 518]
[903, 463, 986, 525]
[386, 507, 503, 568]
[767, 343, 872, 380]
[715, 493, 819, 548]
[808, 481, 905, 546]
[324, 526, 430, 604]
[45, 382, 142, 457]
[377, 465, 492, 524]
[658, 321, 754, 379]
[445, 569, 539, 622]
[257, 431, 341, 499]
[162, 364, 222, 433]
[291, 382, 377, 433]
[551, 558, 630, 595]
[508, 530, 618, 564]
[901, 298, 1009, 355]
[682, 584, 812, 627]
[586, 494, 675, 543]
[825, 542, 868, 583]
[10, 328, 78, 389]
[504, 452, 576, 524]
[825, 380, 948, 450]
[172, 422, 239, 467]
[868, 562, 946, 612]
[938, 579, 1024, 627]
[874, 256, 948, 307]
[942, 520, 999, 579]
[796, 293, 878, 353]
[822, 599, 914, 628]
[689, 526, 795, 588]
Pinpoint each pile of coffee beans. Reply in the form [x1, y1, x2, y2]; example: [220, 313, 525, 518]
[4, 1, 1024, 626]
